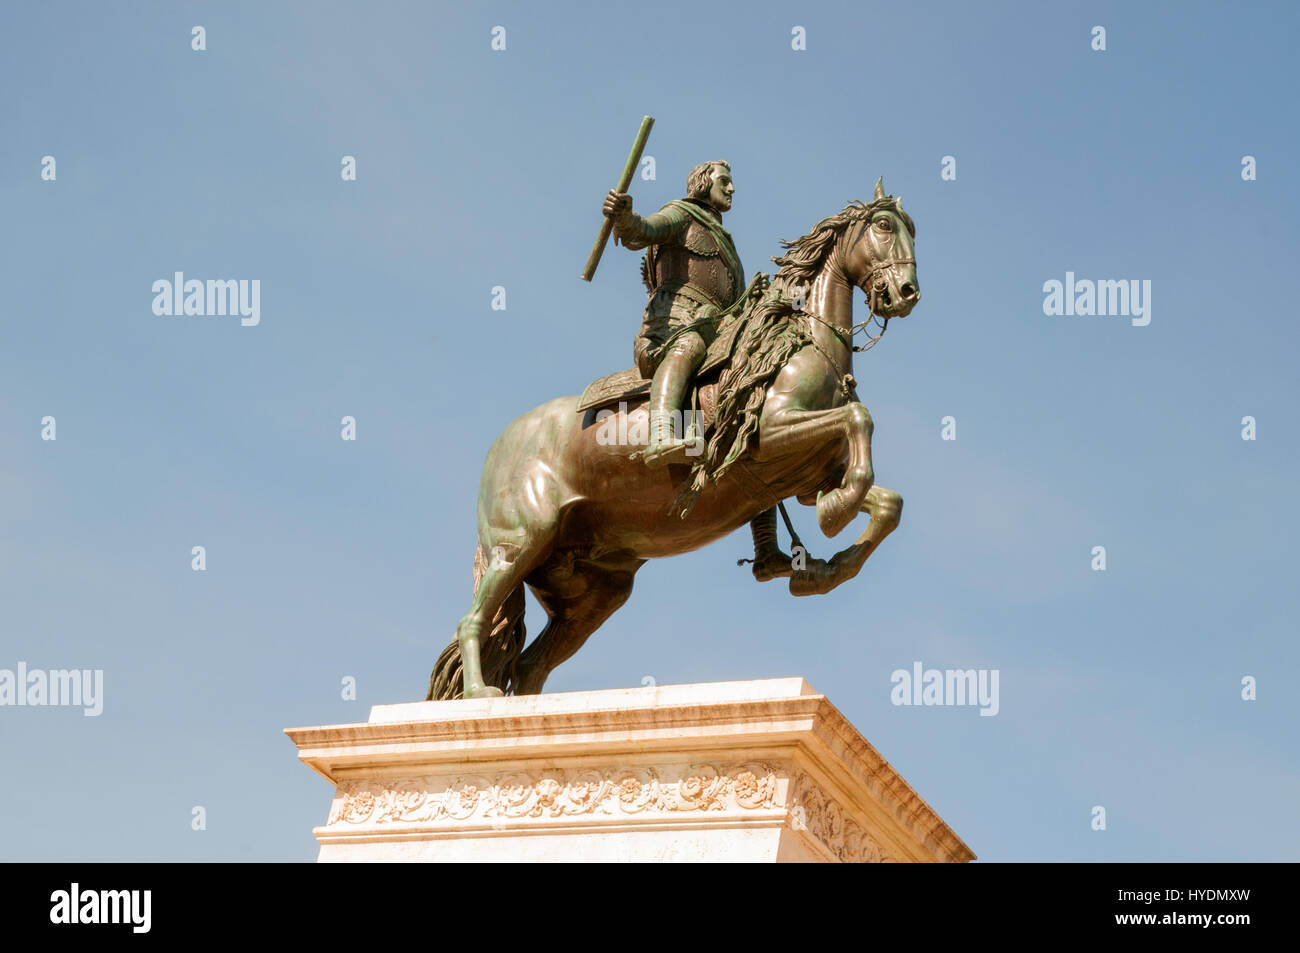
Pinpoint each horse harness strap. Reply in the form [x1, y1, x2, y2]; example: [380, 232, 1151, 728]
[777, 500, 805, 553]
[795, 255, 913, 399]
[867, 256, 915, 272]
[800, 311, 860, 401]
[729, 460, 786, 511]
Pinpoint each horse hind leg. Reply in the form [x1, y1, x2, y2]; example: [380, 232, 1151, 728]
[513, 557, 642, 696]
[427, 553, 525, 700]
[433, 526, 556, 700]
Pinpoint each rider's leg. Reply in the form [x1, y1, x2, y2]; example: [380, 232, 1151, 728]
[642, 330, 706, 468]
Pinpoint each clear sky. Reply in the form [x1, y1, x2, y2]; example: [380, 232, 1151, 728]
[2, 0, 1297, 862]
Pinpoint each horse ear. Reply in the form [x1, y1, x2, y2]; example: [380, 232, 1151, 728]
[874, 177, 885, 201]
[896, 196, 903, 212]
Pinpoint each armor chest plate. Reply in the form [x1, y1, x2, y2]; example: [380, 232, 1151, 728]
[650, 221, 736, 307]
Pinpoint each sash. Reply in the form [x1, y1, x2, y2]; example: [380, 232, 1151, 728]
[666, 200, 746, 307]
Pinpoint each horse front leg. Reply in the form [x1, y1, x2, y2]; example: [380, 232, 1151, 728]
[789, 485, 903, 596]
[752, 402, 874, 538]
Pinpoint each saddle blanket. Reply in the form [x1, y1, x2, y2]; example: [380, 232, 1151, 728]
[576, 316, 744, 413]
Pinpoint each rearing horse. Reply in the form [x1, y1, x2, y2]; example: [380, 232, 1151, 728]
[428, 179, 920, 700]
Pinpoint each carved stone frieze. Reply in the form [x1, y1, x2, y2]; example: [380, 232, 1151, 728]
[326, 761, 781, 827]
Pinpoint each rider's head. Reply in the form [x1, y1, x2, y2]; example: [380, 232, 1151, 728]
[687, 160, 733, 213]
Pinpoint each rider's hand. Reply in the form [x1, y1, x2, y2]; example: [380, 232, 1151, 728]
[603, 190, 632, 220]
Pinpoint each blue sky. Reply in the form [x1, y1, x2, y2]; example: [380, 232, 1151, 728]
[2, 0, 1297, 861]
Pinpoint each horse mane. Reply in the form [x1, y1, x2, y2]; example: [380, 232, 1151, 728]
[768, 197, 914, 293]
[673, 196, 912, 515]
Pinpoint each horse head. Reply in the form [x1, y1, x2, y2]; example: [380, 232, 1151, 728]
[838, 178, 920, 319]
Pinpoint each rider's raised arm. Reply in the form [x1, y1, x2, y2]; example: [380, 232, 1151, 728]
[611, 200, 690, 251]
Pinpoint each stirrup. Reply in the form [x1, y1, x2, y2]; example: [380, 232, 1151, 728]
[638, 436, 692, 468]
[640, 412, 701, 468]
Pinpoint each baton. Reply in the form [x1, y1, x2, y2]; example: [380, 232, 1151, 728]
[581, 115, 655, 281]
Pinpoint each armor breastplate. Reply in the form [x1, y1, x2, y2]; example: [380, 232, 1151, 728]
[647, 218, 737, 311]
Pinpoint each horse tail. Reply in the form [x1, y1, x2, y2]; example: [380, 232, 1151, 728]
[426, 543, 527, 701]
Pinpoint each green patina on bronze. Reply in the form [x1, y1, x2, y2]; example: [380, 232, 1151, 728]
[428, 146, 922, 701]
[604, 158, 746, 469]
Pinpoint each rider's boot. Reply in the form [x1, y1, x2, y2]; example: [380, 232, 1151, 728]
[641, 332, 706, 469]
[749, 507, 793, 581]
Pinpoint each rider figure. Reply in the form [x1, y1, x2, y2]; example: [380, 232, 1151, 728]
[603, 161, 792, 582]
[603, 160, 743, 468]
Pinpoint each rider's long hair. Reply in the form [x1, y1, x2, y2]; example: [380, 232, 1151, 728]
[686, 159, 730, 199]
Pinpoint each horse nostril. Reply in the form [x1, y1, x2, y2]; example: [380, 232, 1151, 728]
[900, 282, 919, 300]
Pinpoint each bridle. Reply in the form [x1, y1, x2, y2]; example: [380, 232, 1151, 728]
[782, 204, 916, 395]
[801, 253, 915, 396]
[843, 207, 915, 336]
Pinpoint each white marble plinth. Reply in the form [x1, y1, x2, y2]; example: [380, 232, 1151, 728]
[285, 678, 975, 863]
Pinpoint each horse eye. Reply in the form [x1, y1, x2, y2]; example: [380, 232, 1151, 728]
[875, 218, 891, 231]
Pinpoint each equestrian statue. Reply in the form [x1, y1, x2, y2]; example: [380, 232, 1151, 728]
[428, 118, 921, 700]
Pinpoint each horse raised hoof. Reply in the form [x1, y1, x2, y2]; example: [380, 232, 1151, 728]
[789, 559, 836, 596]
[463, 683, 505, 699]
[816, 488, 857, 538]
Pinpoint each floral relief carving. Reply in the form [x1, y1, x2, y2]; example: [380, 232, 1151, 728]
[323, 762, 894, 863]
[787, 772, 892, 863]
[327, 761, 781, 827]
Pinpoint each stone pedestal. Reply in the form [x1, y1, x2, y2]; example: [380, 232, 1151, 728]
[284, 678, 975, 863]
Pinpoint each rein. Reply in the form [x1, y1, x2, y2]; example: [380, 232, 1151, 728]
[797, 254, 913, 397]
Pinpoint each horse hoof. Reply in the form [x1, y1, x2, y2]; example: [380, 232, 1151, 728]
[464, 684, 505, 699]
[789, 559, 835, 596]
[789, 572, 826, 597]
[816, 490, 855, 538]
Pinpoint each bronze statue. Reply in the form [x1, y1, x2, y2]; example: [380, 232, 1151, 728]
[603, 160, 794, 584]
[428, 149, 921, 699]
[604, 159, 741, 467]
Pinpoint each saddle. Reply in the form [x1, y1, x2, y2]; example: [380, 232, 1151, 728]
[575, 280, 757, 414]
[575, 315, 747, 436]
